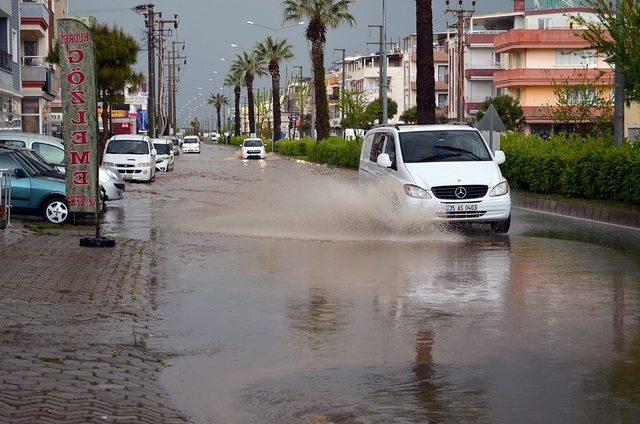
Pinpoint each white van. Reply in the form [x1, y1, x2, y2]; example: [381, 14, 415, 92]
[359, 125, 511, 233]
[153, 138, 175, 172]
[103, 134, 156, 182]
[182, 135, 200, 153]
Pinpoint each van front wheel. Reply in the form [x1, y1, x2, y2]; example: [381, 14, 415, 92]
[491, 215, 511, 234]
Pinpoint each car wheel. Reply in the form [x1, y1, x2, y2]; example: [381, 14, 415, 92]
[42, 197, 70, 225]
[491, 215, 511, 234]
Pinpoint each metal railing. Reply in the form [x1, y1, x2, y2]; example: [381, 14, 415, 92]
[21, 56, 47, 67]
[0, 169, 11, 228]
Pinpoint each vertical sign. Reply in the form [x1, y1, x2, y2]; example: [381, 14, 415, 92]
[59, 19, 99, 213]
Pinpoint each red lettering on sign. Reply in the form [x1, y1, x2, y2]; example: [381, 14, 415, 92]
[70, 151, 91, 165]
[70, 90, 86, 104]
[67, 69, 86, 86]
[71, 110, 87, 125]
[67, 49, 85, 64]
[71, 130, 88, 145]
[72, 171, 89, 185]
[60, 32, 91, 44]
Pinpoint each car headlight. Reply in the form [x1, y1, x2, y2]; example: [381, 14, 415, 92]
[490, 181, 510, 197]
[138, 162, 150, 167]
[105, 169, 120, 180]
[103, 161, 114, 166]
[403, 184, 431, 199]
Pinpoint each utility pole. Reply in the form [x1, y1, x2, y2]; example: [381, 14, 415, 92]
[134, 4, 158, 137]
[446, 0, 475, 123]
[381, 0, 388, 124]
[333, 48, 346, 121]
[293, 65, 303, 138]
[368, 25, 384, 102]
[168, 41, 186, 135]
[614, 0, 624, 146]
[156, 14, 179, 137]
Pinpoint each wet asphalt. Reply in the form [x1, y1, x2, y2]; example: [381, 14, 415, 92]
[103, 144, 640, 424]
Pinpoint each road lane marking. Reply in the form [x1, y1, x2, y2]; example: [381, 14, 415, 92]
[514, 206, 640, 232]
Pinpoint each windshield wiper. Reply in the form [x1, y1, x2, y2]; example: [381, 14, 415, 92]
[434, 145, 483, 160]
[416, 153, 461, 162]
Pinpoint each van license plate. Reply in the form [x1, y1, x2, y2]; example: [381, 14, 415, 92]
[446, 204, 478, 213]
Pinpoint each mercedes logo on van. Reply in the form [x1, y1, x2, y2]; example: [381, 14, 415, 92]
[454, 187, 467, 199]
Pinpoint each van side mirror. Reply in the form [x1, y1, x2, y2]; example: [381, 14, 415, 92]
[13, 168, 28, 179]
[494, 150, 506, 165]
[151, 148, 157, 156]
[376, 153, 393, 168]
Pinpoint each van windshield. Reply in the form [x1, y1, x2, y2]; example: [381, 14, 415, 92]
[399, 130, 492, 163]
[106, 140, 149, 155]
[243, 140, 263, 147]
[184, 137, 199, 144]
[154, 143, 171, 155]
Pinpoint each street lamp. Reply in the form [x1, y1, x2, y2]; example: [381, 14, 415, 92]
[246, 20, 305, 32]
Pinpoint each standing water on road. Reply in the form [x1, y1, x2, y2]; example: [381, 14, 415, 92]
[104, 145, 640, 423]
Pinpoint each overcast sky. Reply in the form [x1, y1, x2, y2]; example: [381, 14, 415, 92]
[69, 0, 514, 124]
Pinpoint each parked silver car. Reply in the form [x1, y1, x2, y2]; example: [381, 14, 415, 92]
[0, 132, 125, 201]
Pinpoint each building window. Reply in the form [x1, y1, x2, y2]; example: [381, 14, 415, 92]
[538, 18, 552, 29]
[437, 65, 448, 82]
[555, 49, 597, 67]
[437, 93, 447, 109]
[565, 87, 596, 104]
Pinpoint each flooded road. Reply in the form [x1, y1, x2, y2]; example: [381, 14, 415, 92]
[104, 144, 640, 423]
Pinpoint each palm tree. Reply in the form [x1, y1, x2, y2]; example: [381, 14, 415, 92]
[190, 117, 201, 135]
[231, 51, 267, 135]
[224, 69, 244, 137]
[416, 0, 436, 124]
[208, 93, 229, 135]
[255, 36, 294, 141]
[283, 0, 356, 140]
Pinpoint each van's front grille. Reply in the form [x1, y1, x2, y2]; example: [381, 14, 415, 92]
[432, 185, 488, 200]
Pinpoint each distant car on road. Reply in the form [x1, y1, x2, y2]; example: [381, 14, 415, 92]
[103, 135, 157, 182]
[211, 132, 219, 142]
[182, 135, 201, 153]
[359, 125, 511, 233]
[153, 138, 175, 172]
[241, 138, 266, 159]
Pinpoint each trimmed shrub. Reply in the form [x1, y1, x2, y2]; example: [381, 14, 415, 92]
[501, 132, 640, 205]
[279, 137, 362, 169]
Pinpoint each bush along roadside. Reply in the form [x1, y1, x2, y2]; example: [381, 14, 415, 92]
[501, 132, 640, 206]
[279, 137, 362, 169]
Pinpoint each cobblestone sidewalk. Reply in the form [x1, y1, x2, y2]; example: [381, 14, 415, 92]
[0, 224, 188, 423]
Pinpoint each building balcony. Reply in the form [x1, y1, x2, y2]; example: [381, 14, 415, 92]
[410, 80, 447, 91]
[0, 50, 11, 73]
[0, 0, 12, 18]
[465, 32, 502, 46]
[520, 105, 613, 124]
[494, 68, 614, 88]
[21, 57, 57, 99]
[20, 0, 49, 38]
[494, 29, 589, 53]
[465, 68, 501, 80]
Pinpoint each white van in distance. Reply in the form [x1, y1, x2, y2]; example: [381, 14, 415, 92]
[241, 138, 266, 159]
[103, 134, 157, 182]
[359, 125, 511, 233]
[153, 138, 175, 172]
[182, 135, 200, 153]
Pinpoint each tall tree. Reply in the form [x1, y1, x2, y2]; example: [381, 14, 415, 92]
[208, 93, 229, 134]
[338, 88, 370, 132]
[283, 0, 356, 140]
[476, 95, 524, 131]
[416, 0, 436, 124]
[48, 23, 142, 152]
[224, 69, 245, 137]
[255, 36, 294, 141]
[231, 52, 267, 135]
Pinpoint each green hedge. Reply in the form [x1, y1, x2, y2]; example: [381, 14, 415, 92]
[279, 137, 362, 169]
[501, 133, 640, 205]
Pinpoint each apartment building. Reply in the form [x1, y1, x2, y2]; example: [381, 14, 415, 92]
[20, 0, 60, 133]
[402, 32, 450, 118]
[0, 0, 22, 130]
[493, 4, 611, 134]
[326, 50, 405, 126]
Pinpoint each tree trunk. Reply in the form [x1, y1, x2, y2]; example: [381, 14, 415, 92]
[416, 0, 436, 124]
[311, 38, 330, 140]
[234, 85, 241, 137]
[246, 74, 256, 135]
[271, 62, 282, 141]
[216, 107, 222, 134]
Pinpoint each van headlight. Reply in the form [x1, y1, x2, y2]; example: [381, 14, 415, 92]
[490, 181, 510, 197]
[103, 161, 114, 166]
[403, 184, 431, 199]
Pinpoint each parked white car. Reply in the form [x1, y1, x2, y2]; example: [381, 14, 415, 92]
[153, 138, 175, 172]
[182, 135, 200, 153]
[103, 135, 156, 182]
[0, 131, 125, 201]
[241, 138, 266, 159]
[211, 132, 220, 142]
[359, 125, 511, 233]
